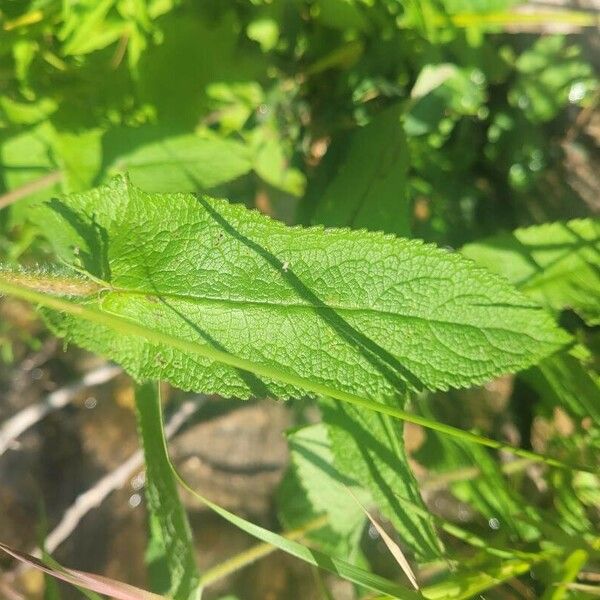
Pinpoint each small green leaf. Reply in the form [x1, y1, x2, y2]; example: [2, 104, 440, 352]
[105, 129, 252, 193]
[246, 18, 279, 52]
[462, 218, 600, 325]
[288, 423, 367, 538]
[277, 465, 366, 564]
[523, 347, 600, 427]
[135, 382, 200, 600]
[410, 64, 458, 101]
[322, 400, 442, 558]
[303, 104, 410, 237]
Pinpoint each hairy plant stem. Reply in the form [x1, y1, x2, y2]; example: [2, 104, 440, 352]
[0, 277, 593, 474]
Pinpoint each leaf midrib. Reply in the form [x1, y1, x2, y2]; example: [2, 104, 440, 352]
[104, 284, 547, 342]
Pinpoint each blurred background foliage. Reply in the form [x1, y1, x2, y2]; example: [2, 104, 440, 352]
[1, 0, 598, 250]
[1, 0, 599, 598]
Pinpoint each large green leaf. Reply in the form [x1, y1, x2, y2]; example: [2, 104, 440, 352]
[11, 176, 570, 559]
[34, 176, 566, 401]
[135, 382, 200, 600]
[462, 218, 600, 326]
[0, 273, 580, 474]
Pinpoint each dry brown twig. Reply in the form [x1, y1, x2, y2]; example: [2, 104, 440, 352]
[0, 172, 63, 211]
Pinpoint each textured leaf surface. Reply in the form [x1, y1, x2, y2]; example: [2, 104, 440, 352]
[288, 423, 367, 537]
[462, 218, 600, 325]
[302, 104, 410, 236]
[321, 399, 442, 558]
[135, 382, 200, 600]
[36, 177, 566, 401]
[281, 424, 370, 562]
[277, 464, 367, 565]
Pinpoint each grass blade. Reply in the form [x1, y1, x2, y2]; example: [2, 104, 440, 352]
[541, 549, 589, 600]
[0, 542, 166, 600]
[346, 487, 419, 590]
[134, 382, 200, 600]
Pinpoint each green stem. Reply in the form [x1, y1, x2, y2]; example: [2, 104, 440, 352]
[198, 515, 328, 588]
[419, 458, 533, 493]
[448, 10, 598, 29]
[0, 278, 593, 474]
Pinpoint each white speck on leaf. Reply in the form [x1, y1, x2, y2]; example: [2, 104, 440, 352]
[129, 493, 142, 508]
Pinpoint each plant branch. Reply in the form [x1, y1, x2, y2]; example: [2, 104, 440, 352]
[0, 172, 62, 210]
